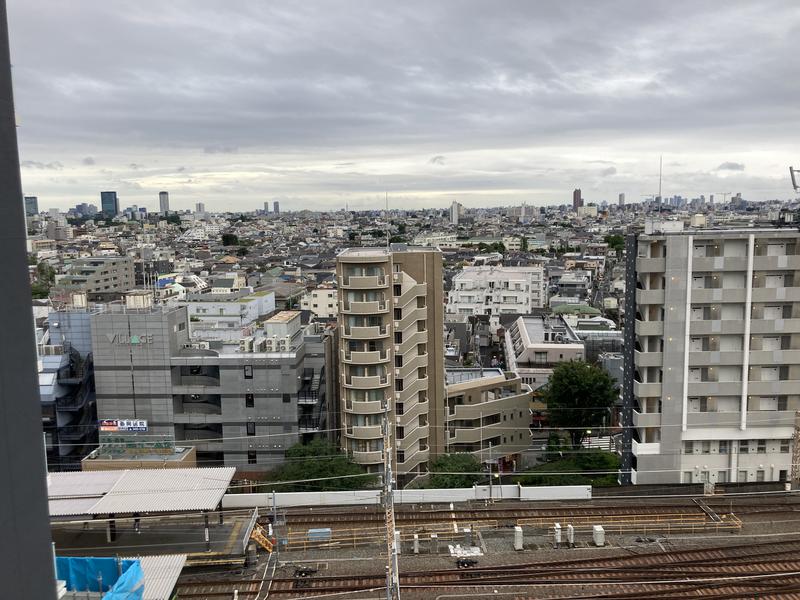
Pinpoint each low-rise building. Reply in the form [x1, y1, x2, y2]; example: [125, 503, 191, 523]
[301, 283, 338, 319]
[54, 256, 135, 301]
[504, 314, 584, 390]
[445, 368, 532, 471]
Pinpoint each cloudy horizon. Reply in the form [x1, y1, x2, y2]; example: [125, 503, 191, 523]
[9, 1, 800, 212]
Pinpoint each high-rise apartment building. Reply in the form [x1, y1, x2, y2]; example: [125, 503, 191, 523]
[450, 200, 462, 225]
[624, 228, 800, 485]
[572, 188, 583, 211]
[263, 201, 270, 214]
[159, 191, 170, 215]
[618, 193, 625, 207]
[273, 200, 280, 214]
[336, 247, 445, 483]
[196, 202, 205, 214]
[100, 191, 119, 217]
[24, 195, 38, 216]
[446, 266, 546, 324]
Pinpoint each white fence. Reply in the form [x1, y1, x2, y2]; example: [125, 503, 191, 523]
[222, 485, 591, 510]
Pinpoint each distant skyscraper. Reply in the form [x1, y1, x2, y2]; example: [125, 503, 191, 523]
[450, 200, 461, 225]
[159, 191, 170, 215]
[100, 191, 119, 217]
[196, 202, 205, 214]
[263, 201, 270, 214]
[618, 193, 625, 207]
[23, 195, 38, 216]
[273, 200, 280, 214]
[572, 188, 583, 211]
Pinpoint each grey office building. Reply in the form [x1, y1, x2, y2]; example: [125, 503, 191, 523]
[24, 195, 38, 216]
[625, 227, 800, 485]
[91, 296, 332, 470]
[100, 191, 119, 217]
[273, 200, 280, 214]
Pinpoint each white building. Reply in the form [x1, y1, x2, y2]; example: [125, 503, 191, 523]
[300, 284, 338, 319]
[412, 232, 457, 247]
[186, 289, 276, 341]
[447, 266, 546, 329]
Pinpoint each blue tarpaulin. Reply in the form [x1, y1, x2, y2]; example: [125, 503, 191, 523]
[56, 556, 144, 599]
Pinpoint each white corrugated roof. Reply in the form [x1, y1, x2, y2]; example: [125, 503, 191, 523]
[136, 554, 187, 600]
[48, 467, 235, 517]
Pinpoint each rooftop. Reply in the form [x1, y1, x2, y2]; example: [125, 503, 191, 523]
[266, 310, 302, 323]
[446, 367, 504, 385]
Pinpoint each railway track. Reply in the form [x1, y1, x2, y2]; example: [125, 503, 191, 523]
[278, 498, 800, 529]
[266, 539, 800, 598]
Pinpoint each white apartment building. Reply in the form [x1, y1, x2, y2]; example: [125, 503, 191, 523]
[301, 284, 338, 319]
[625, 228, 800, 485]
[447, 266, 546, 329]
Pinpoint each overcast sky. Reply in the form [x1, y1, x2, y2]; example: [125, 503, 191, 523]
[8, 1, 800, 212]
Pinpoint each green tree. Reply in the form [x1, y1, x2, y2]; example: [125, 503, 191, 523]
[31, 282, 50, 299]
[221, 233, 239, 246]
[541, 361, 617, 448]
[514, 450, 619, 487]
[520, 236, 528, 251]
[236, 247, 249, 257]
[265, 440, 378, 491]
[425, 453, 483, 488]
[604, 234, 625, 253]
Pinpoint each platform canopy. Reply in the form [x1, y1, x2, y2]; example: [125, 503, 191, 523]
[48, 467, 236, 517]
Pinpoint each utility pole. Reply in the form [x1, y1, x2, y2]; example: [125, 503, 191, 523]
[791, 411, 800, 490]
[382, 401, 400, 600]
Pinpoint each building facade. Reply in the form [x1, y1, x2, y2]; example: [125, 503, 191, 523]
[626, 228, 800, 485]
[90, 295, 332, 470]
[100, 191, 119, 217]
[300, 284, 338, 319]
[55, 256, 135, 301]
[445, 368, 532, 471]
[336, 247, 445, 483]
[24, 195, 38, 216]
[447, 266, 546, 326]
[159, 191, 170, 215]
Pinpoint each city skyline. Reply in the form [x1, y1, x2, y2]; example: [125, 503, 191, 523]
[9, 1, 800, 211]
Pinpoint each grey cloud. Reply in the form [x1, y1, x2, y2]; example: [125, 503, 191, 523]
[21, 160, 63, 170]
[716, 162, 745, 171]
[81, 156, 95, 165]
[203, 145, 238, 154]
[429, 155, 446, 165]
[600, 167, 617, 177]
[8, 0, 799, 209]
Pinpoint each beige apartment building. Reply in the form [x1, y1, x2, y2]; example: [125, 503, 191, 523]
[336, 247, 446, 483]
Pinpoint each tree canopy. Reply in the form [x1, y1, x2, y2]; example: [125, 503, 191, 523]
[424, 453, 483, 488]
[221, 232, 239, 246]
[263, 440, 378, 491]
[604, 234, 625, 253]
[541, 361, 618, 447]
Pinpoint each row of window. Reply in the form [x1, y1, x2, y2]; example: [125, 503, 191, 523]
[683, 439, 790, 455]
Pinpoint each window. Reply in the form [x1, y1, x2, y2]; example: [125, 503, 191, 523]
[393, 284, 401, 296]
[395, 355, 403, 368]
[395, 379, 404, 391]
[248, 450, 257, 465]
[396, 450, 405, 463]
[717, 471, 727, 483]
[739, 440, 749, 454]
[243, 365, 253, 379]
[282, 393, 291, 403]
[702, 441, 711, 454]
[396, 426, 405, 439]
[682, 471, 693, 484]
[780, 469, 789, 481]
[394, 332, 403, 344]
[719, 440, 729, 455]
[781, 439, 790, 453]
[396, 403, 404, 415]
[700, 471, 709, 483]
[394, 308, 402, 320]
[684, 441, 694, 454]
[245, 393, 254, 408]
[738, 470, 748, 482]
[756, 470, 765, 482]
[246, 422, 256, 436]
[757, 439, 766, 454]
[778, 396, 788, 411]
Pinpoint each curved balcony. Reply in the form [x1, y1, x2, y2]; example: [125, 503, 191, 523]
[344, 398, 385, 415]
[399, 424, 428, 448]
[343, 325, 389, 339]
[395, 283, 426, 308]
[396, 330, 427, 355]
[341, 300, 389, 314]
[345, 424, 383, 439]
[341, 274, 388, 289]
[352, 449, 383, 464]
[398, 447, 429, 469]
[342, 349, 390, 364]
[343, 374, 390, 389]
[397, 399, 427, 424]
[396, 375, 427, 400]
